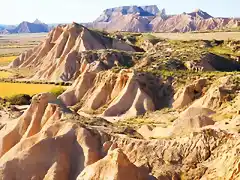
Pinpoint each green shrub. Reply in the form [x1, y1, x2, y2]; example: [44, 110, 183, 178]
[50, 86, 65, 97]
[59, 82, 65, 86]
[64, 82, 72, 86]
[5, 94, 31, 105]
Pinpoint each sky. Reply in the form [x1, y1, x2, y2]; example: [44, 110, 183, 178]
[0, 0, 239, 25]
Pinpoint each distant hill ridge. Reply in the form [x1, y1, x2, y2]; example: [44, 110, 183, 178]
[88, 5, 240, 32]
[0, 5, 239, 34]
[95, 5, 167, 22]
[0, 19, 49, 34]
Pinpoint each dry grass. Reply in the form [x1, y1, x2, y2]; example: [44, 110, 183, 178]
[0, 33, 46, 56]
[0, 82, 66, 98]
[153, 32, 240, 41]
[0, 71, 13, 78]
[8, 67, 36, 77]
[0, 56, 17, 66]
[209, 46, 240, 56]
[0, 45, 35, 49]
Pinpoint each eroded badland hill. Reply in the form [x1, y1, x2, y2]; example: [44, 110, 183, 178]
[0, 22, 240, 180]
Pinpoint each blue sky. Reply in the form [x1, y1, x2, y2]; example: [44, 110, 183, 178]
[1, 0, 239, 24]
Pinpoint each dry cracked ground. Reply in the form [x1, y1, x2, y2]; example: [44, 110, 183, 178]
[0, 23, 239, 180]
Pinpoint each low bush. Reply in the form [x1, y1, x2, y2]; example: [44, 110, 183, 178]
[50, 86, 66, 97]
[5, 94, 32, 105]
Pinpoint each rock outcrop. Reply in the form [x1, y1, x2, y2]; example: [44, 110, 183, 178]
[138, 106, 216, 139]
[78, 148, 149, 180]
[59, 69, 173, 119]
[0, 92, 239, 179]
[174, 75, 239, 112]
[188, 76, 232, 110]
[9, 23, 138, 81]
[173, 78, 207, 109]
[0, 93, 105, 180]
[171, 115, 215, 135]
[139, 75, 239, 140]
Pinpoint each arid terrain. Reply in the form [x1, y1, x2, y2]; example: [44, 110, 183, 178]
[0, 22, 239, 180]
[0, 33, 46, 57]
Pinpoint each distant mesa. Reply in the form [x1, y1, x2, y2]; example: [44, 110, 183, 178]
[87, 5, 239, 33]
[188, 8, 213, 19]
[94, 5, 166, 22]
